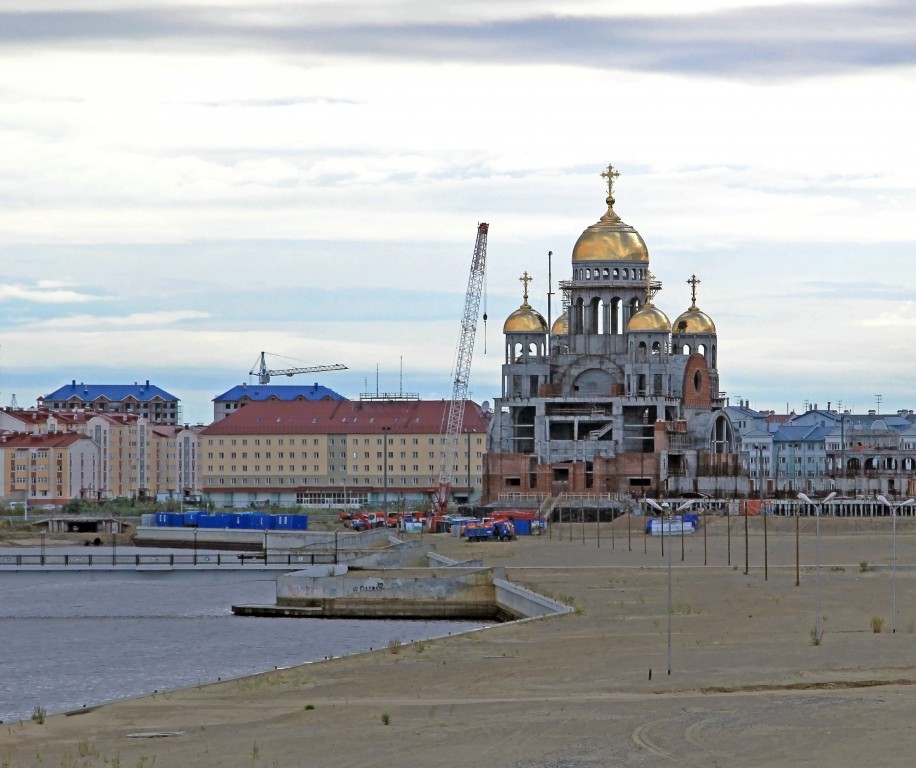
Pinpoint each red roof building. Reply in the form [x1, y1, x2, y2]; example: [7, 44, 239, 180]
[199, 399, 490, 509]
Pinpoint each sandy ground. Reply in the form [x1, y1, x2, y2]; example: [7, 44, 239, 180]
[4, 514, 916, 767]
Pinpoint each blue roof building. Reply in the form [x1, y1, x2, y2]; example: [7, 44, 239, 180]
[212, 383, 346, 422]
[40, 380, 180, 425]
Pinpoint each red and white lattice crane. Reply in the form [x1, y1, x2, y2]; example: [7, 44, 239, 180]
[431, 222, 488, 522]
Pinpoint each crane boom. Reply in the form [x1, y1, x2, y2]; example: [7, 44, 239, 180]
[250, 351, 348, 385]
[434, 222, 488, 514]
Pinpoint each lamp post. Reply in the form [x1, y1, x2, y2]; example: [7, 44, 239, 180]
[877, 495, 915, 633]
[798, 491, 836, 644]
[646, 498, 696, 675]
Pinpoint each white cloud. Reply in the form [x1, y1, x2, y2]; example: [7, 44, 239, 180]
[31, 310, 210, 329]
[0, 282, 101, 303]
[0, 1, 913, 422]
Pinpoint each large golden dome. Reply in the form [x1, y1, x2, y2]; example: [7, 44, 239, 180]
[627, 303, 671, 333]
[551, 311, 568, 336]
[572, 206, 648, 263]
[673, 306, 716, 334]
[503, 302, 548, 333]
[572, 166, 647, 263]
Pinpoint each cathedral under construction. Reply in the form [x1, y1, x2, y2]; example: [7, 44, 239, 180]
[483, 165, 740, 505]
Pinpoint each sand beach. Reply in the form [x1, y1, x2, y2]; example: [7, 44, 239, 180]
[3, 514, 916, 767]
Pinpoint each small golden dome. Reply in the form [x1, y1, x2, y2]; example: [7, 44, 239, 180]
[551, 311, 568, 336]
[503, 302, 548, 334]
[673, 306, 716, 334]
[627, 303, 671, 333]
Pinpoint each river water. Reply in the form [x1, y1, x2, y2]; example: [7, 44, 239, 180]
[0, 553, 486, 724]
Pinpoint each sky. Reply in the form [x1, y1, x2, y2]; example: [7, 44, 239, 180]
[1, 0, 914, 426]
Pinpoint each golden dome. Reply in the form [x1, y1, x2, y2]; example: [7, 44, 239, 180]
[673, 306, 716, 334]
[551, 311, 568, 336]
[503, 302, 548, 333]
[627, 303, 671, 333]
[572, 165, 647, 263]
[572, 207, 648, 263]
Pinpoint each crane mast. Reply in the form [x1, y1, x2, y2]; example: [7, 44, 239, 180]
[434, 222, 488, 516]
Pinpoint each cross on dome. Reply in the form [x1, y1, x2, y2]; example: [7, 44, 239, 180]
[519, 271, 532, 304]
[687, 274, 701, 307]
[600, 164, 620, 201]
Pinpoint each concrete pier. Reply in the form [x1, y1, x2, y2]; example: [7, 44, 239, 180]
[232, 563, 573, 621]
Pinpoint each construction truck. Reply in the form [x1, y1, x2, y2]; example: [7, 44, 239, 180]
[463, 519, 515, 542]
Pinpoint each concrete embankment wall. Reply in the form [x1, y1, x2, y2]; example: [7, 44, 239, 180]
[494, 578, 573, 620]
[276, 567, 497, 619]
[134, 525, 391, 551]
[272, 564, 573, 621]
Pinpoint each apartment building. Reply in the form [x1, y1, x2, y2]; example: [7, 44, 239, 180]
[212, 383, 345, 422]
[1, 432, 98, 505]
[0, 407, 201, 502]
[199, 399, 490, 509]
[40, 380, 181, 425]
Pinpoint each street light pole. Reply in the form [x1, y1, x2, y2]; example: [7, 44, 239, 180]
[878, 495, 914, 633]
[647, 498, 696, 675]
[798, 491, 836, 644]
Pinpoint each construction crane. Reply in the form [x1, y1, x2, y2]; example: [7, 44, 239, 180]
[431, 222, 489, 523]
[249, 351, 348, 385]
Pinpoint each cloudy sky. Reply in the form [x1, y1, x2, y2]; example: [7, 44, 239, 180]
[1, 0, 914, 425]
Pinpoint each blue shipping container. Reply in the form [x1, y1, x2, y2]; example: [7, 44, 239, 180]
[155, 512, 171, 527]
[513, 519, 532, 536]
[247, 514, 271, 530]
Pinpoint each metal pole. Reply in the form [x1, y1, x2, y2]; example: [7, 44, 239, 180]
[763, 500, 768, 581]
[727, 508, 731, 566]
[680, 511, 685, 562]
[816, 502, 821, 642]
[744, 500, 749, 575]
[795, 506, 800, 587]
[893, 502, 897, 633]
[667, 511, 673, 675]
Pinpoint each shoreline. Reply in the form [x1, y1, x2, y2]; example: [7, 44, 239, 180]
[4, 519, 916, 766]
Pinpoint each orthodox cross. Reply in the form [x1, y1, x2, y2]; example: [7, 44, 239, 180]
[645, 268, 655, 304]
[601, 164, 620, 199]
[519, 271, 532, 304]
[687, 274, 701, 306]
